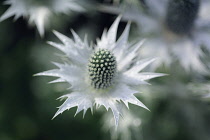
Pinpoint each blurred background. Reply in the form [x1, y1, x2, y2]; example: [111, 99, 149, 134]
[0, 0, 210, 140]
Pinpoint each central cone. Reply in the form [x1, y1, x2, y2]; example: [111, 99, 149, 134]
[88, 49, 117, 89]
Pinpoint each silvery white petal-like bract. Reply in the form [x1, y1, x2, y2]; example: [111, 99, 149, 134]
[102, 107, 142, 140]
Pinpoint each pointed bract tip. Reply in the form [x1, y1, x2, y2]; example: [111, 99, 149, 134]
[33, 73, 43, 77]
[52, 112, 59, 120]
[52, 30, 59, 35]
[70, 29, 77, 35]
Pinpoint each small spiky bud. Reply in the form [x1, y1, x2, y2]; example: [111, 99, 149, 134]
[165, 0, 200, 34]
[88, 49, 117, 89]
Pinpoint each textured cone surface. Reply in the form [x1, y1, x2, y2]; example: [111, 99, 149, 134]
[165, 0, 200, 34]
[88, 49, 117, 89]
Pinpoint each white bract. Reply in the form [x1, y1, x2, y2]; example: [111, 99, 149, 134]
[0, 0, 85, 37]
[99, 0, 210, 73]
[102, 107, 142, 140]
[36, 16, 165, 126]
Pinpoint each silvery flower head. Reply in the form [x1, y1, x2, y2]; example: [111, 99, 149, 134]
[36, 16, 165, 126]
[100, 0, 210, 73]
[0, 0, 85, 37]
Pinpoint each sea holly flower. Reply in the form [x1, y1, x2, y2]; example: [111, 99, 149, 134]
[0, 0, 85, 37]
[99, 0, 210, 73]
[36, 16, 165, 126]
